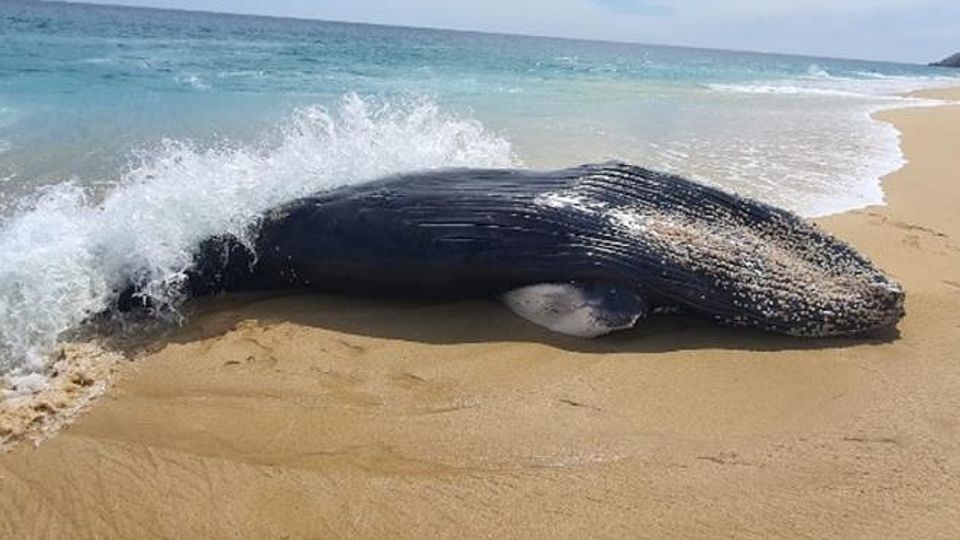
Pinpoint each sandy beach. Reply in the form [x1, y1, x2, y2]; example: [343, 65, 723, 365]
[2, 88, 959, 538]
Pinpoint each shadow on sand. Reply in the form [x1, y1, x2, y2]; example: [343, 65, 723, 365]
[144, 290, 902, 355]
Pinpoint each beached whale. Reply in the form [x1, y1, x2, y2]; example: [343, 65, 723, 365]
[180, 162, 904, 338]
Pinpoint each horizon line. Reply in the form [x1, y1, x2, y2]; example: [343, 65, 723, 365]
[47, 0, 934, 66]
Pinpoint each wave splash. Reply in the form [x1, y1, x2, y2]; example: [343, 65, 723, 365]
[0, 94, 515, 380]
[706, 70, 960, 99]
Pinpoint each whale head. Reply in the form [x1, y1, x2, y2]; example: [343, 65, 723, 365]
[540, 163, 906, 337]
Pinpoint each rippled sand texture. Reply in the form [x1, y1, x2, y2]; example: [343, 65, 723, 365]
[2, 89, 960, 538]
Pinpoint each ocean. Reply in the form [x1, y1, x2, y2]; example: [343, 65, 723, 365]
[0, 0, 958, 381]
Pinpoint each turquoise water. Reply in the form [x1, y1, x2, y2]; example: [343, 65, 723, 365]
[1, 0, 958, 380]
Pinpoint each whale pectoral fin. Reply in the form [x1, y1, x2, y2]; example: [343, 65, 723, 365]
[501, 282, 648, 338]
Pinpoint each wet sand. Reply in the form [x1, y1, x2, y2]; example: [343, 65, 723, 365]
[2, 89, 959, 538]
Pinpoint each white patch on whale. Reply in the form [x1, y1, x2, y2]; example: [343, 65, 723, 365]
[501, 283, 645, 338]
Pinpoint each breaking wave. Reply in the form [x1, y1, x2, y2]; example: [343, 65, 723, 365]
[706, 71, 960, 99]
[0, 94, 515, 379]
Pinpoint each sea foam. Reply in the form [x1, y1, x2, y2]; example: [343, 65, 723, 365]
[706, 71, 960, 99]
[0, 94, 514, 380]
[693, 71, 956, 217]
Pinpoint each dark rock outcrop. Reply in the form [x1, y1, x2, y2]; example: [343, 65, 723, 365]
[931, 53, 960, 68]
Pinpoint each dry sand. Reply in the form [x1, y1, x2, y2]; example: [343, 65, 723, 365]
[2, 89, 959, 538]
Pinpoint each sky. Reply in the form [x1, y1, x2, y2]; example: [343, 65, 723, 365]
[75, 0, 959, 63]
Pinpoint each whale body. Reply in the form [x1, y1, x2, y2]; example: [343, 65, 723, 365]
[181, 162, 904, 338]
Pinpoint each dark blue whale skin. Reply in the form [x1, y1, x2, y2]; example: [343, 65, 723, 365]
[184, 162, 904, 337]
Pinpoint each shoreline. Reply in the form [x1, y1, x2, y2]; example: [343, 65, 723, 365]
[2, 88, 960, 536]
[2, 86, 952, 452]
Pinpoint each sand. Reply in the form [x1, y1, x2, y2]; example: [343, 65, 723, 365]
[2, 89, 959, 538]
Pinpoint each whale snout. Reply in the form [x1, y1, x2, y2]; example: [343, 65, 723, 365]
[810, 277, 905, 337]
[864, 279, 906, 331]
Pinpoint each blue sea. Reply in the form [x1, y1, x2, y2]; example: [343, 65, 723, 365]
[1, 0, 958, 382]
